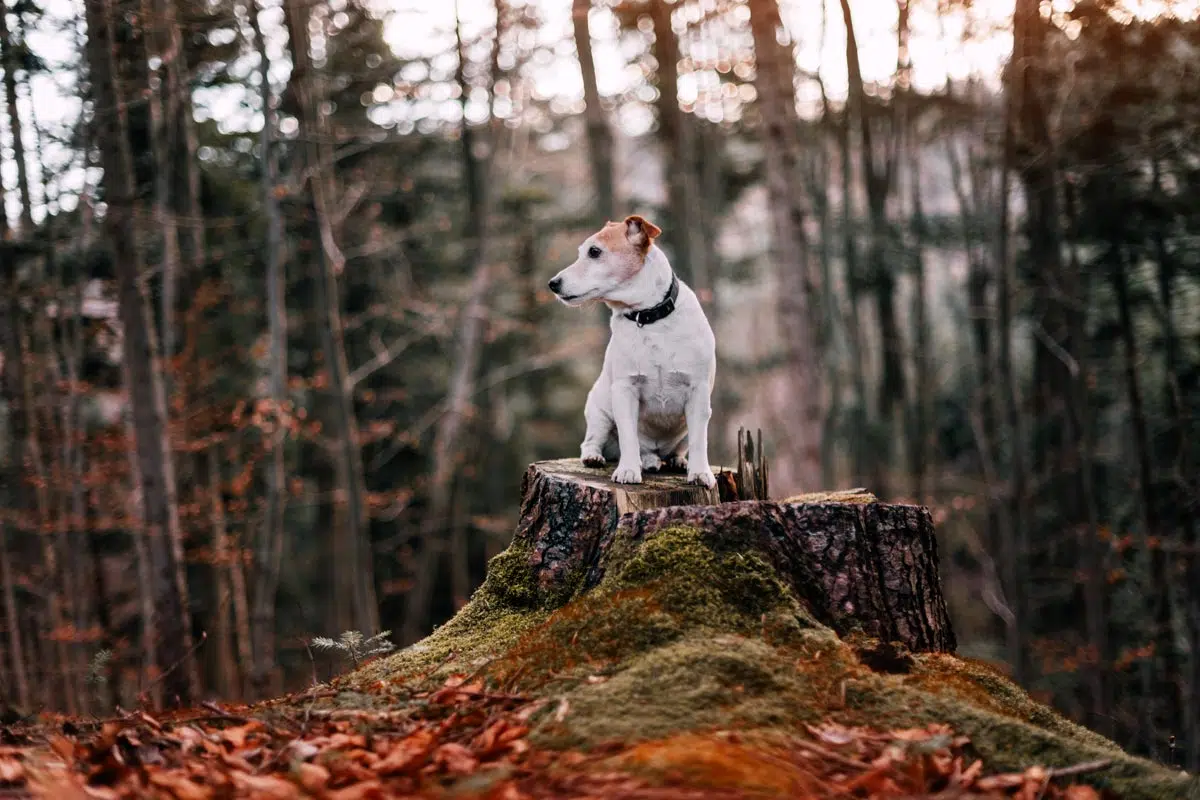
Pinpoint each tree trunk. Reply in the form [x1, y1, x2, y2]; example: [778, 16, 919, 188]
[249, 0, 287, 695]
[839, 0, 905, 501]
[84, 0, 199, 705]
[1110, 246, 1178, 750]
[0, 519, 30, 710]
[401, 0, 504, 645]
[510, 460, 954, 653]
[571, 0, 616, 221]
[996, 24, 1029, 689]
[747, 0, 823, 496]
[284, 0, 378, 637]
[208, 452, 237, 700]
[648, 0, 707, 297]
[140, 0, 184, 367]
[0, 9, 34, 233]
[907, 146, 930, 504]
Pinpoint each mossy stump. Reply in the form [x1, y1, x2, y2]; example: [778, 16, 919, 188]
[506, 459, 954, 653]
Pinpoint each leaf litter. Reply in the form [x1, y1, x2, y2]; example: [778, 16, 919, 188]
[0, 677, 1116, 799]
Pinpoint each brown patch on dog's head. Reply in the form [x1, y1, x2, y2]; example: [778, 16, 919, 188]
[624, 215, 661, 252]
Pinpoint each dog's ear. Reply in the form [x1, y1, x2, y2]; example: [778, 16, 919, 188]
[624, 215, 662, 250]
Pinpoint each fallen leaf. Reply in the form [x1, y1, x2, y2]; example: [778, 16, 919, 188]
[1064, 786, 1101, 800]
[958, 758, 984, 785]
[291, 761, 330, 793]
[47, 735, 76, 764]
[326, 780, 385, 800]
[976, 772, 1028, 791]
[807, 723, 856, 746]
[0, 756, 24, 783]
[375, 728, 436, 775]
[229, 771, 298, 799]
[434, 742, 479, 775]
[148, 771, 212, 800]
[553, 698, 569, 723]
[219, 722, 263, 750]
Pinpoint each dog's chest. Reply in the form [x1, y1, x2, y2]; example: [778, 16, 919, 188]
[620, 327, 698, 412]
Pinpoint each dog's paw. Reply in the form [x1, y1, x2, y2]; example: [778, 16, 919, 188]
[581, 448, 606, 468]
[641, 452, 663, 472]
[612, 463, 643, 484]
[664, 454, 688, 473]
[687, 468, 717, 489]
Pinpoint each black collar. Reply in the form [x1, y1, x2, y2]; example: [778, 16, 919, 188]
[623, 273, 679, 327]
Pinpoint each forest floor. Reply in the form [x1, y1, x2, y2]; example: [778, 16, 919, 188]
[0, 672, 1113, 799]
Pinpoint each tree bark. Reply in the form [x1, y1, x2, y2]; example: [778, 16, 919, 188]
[996, 24, 1029, 689]
[647, 0, 707, 297]
[0, 519, 29, 710]
[747, 0, 823, 495]
[0, 8, 34, 233]
[249, 0, 287, 695]
[839, 0, 905, 500]
[401, 0, 504, 645]
[509, 460, 954, 654]
[140, 0, 184, 366]
[284, 0, 378, 638]
[571, 0, 616, 221]
[84, 0, 199, 705]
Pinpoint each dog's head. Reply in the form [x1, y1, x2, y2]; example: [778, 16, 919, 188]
[547, 215, 662, 307]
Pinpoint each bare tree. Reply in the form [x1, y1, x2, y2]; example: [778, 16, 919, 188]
[284, 0, 378, 637]
[746, 0, 823, 493]
[648, 0, 708, 297]
[83, 0, 199, 704]
[402, 0, 504, 644]
[249, 0, 287, 694]
[839, 0, 906, 499]
[572, 0, 616, 220]
[0, 6, 34, 234]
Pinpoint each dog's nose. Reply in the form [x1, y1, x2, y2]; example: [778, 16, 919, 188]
[548, 277, 563, 295]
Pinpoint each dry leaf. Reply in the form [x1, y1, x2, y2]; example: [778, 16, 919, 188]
[326, 780, 386, 800]
[148, 771, 212, 800]
[434, 743, 479, 775]
[1064, 785, 1102, 800]
[807, 723, 857, 746]
[375, 728, 436, 775]
[291, 761, 330, 793]
[0, 756, 24, 783]
[229, 771, 299, 799]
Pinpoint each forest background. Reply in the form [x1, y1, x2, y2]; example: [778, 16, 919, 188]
[1, 0, 1198, 772]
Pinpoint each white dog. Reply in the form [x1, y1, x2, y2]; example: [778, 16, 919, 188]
[548, 215, 717, 488]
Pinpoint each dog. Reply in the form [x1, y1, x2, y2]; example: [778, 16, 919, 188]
[547, 215, 716, 488]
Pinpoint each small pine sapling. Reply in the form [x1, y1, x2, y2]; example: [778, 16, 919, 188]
[311, 630, 396, 668]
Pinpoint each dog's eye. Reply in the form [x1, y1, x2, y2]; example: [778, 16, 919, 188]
[587, 246, 602, 259]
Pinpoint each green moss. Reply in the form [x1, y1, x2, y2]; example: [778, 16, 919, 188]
[479, 543, 542, 609]
[343, 516, 1199, 799]
[841, 675, 1196, 800]
[600, 525, 822, 634]
[351, 583, 548, 689]
[536, 633, 831, 747]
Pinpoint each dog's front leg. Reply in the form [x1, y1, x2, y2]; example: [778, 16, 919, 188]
[580, 382, 613, 467]
[685, 385, 716, 488]
[610, 379, 643, 484]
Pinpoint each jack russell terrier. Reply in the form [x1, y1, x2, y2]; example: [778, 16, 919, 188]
[548, 215, 717, 488]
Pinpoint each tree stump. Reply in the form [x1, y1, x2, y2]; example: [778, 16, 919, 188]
[511, 459, 955, 653]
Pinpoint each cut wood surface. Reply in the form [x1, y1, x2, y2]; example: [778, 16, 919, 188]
[514, 459, 955, 653]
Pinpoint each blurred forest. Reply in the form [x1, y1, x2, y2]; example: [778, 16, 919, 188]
[0, 0, 1198, 771]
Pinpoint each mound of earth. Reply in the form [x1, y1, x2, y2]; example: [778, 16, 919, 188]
[10, 461, 1197, 798]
